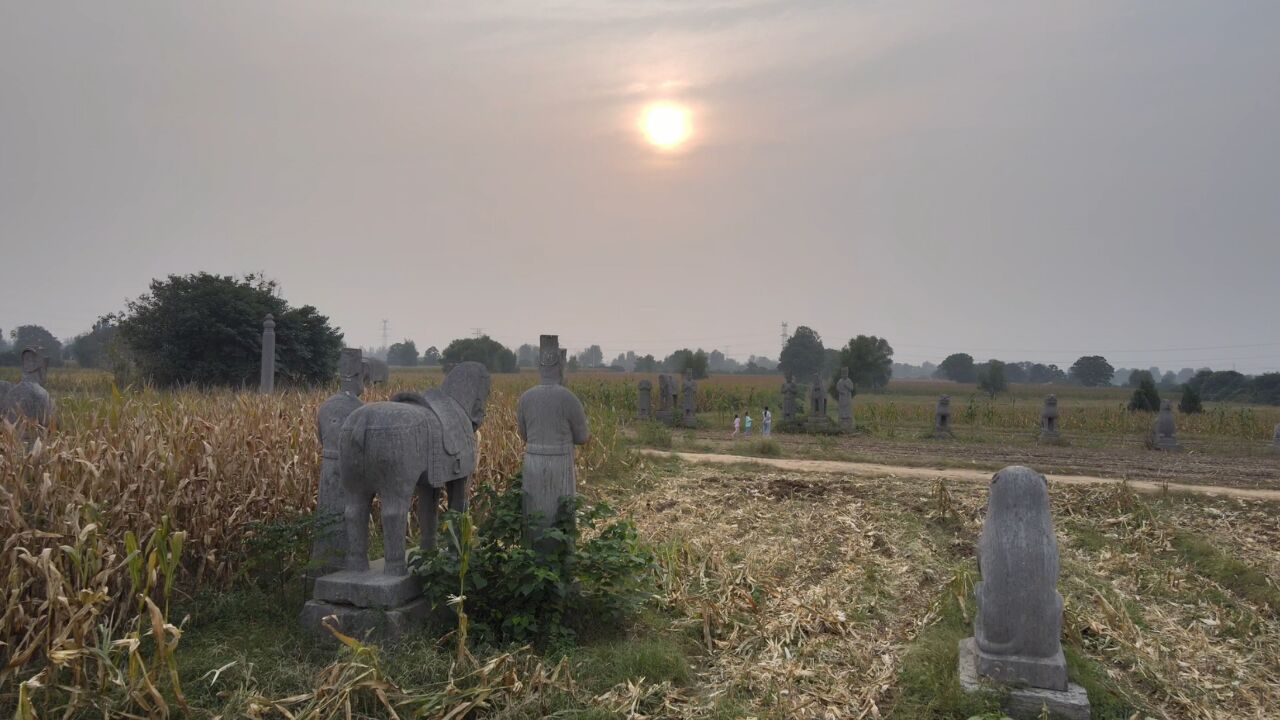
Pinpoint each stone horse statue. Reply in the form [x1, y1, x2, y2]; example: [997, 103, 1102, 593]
[338, 361, 491, 575]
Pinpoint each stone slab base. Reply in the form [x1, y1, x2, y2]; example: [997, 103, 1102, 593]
[958, 638, 1090, 720]
[300, 597, 430, 644]
[314, 557, 422, 608]
[1153, 439, 1181, 452]
[1039, 431, 1061, 443]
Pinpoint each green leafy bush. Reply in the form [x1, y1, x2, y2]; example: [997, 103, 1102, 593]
[1127, 377, 1161, 412]
[1179, 383, 1204, 414]
[636, 421, 673, 448]
[413, 478, 654, 648]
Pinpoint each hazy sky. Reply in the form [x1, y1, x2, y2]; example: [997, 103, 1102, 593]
[3, 2, 1278, 372]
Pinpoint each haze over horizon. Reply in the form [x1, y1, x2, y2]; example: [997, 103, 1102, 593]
[2, 2, 1277, 372]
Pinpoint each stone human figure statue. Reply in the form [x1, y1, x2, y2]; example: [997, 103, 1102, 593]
[260, 314, 276, 394]
[1, 348, 55, 427]
[1152, 399, 1180, 451]
[934, 395, 953, 437]
[1272, 423, 1280, 454]
[681, 370, 698, 427]
[971, 466, 1069, 691]
[311, 348, 365, 573]
[781, 373, 797, 421]
[517, 335, 590, 546]
[636, 379, 653, 420]
[1040, 395, 1061, 442]
[836, 367, 855, 430]
[559, 349, 568, 385]
[361, 357, 390, 385]
[809, 374, 827, 417]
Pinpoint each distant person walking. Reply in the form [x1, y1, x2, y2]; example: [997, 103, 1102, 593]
[762, 407, 772, 436]
[744, 413, 753, 437]
[732, 413, 740, 437]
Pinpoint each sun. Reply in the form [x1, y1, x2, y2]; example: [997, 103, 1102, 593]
[641, 103, 692, 150]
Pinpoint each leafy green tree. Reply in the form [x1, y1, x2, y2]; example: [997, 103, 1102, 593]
[838, 335, 894, 391]
[935, 353, 976, 383]
[1190, 370, 1247, 401]
[577, 344, 604, 368]
[1127, 377, 1161, 412]
[386, 339, 419, 366]
[662, 348, 709, 379]
[1069, 355, 1114, 387]
[114, 270, 340, 384]
[1027, 363, 1066, 384]
[422, 345, 441, 366]
[441, 335, 517, 373]
[779, 326, 825, 380]
[115, 273, 342, 387]
[69, 320, 119, 369]
[1178, 384, 1203, 414]
[9, 325, 64, 366]
[977, 360, 1008, 398]
[633, 354, 658, 372]
[1244, 373, 1280, 405]
[515, 343, 537, 368]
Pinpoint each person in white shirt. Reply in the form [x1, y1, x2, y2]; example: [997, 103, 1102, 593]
[732, 413, 740, 437]
[762, 406, 773, 436]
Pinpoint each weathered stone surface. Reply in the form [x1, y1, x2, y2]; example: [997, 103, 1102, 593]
[1153, 399, 1180, 451]
[1, 348, 55, 427]
[958, 638, 1090, 720]
[314, 558, 423, 608]
[681, 370, 698, 427]
[338, 362, 490, 574]
[362, 357, 390, 385]
[781, 374, 798, 421]
[259, 314, 275, 394]
[933, 395, 953, 437]
[300, 596, 430, 644]
[311, 348, 364, 573]
[0, 380, 11, 408]
[517, 335, 590, 545]
[836, 367, 855, 431]
[637, 379, 652, 420]
[973, 466, 1068, 692]
[655, 374, 677, 425]
[1040, 395, 1061, 442]
[1273, 423, 1280, 453]
[558, 349, 568, 385]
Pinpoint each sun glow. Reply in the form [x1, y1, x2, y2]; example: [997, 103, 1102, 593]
[641, 103, 692, 150]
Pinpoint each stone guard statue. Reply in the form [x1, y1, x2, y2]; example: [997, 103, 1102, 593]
[1152, 399, 1180, 451]
[2, 348, 55, 428]
[836, 367, 855, 431]
[310, 348, 365, 573]
[636, 379, 652, 420]
[934, 395, 953, 437]
[1040, 395, 1060, 442]
[681, 370, 698, 427]
[781, 374, 797, 421]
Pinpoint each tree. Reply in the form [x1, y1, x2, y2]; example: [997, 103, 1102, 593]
[633, 354, 658, 373]
[577, 344, 604, 368]
[1159, 371, 1178, 389]
[935, 353, 976, 383]
[386, 339, 419, 366]
[1127, 369, 1155, 388]
[1027, 363, 1066, 384]
[663, 348, 708, 379]
[1245, 373, 1280, 405]
[515, 343, 538, 368]
[422, 346, 441, 366]
[567, 355, 580, 372]
[1127, 377, 1161, 412]
[838, 335, 894, 391]
[1069, 356, 1114, 387]
[1190, 370, 1247, 401]
[1178, 384, 1203, 414]
[69, 319, 119, 369]
[779, 326, 825, 380]
[115, 272, 342, 386]
[977, 360, 1008, 398]
[9, 325, 64, 366]
[441, 335, 517, 373]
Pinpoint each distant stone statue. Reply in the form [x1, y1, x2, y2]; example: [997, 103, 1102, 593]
[558, 349, 568, 385]
[681, 370, 698, 427]
[934, 395, 953, 437]
[781, 373, 797, 421]
[809, 375, 827, 417]
[1040, 395, 1061, 442]
[2, 348, 55, 428]
[1152, 399, 1180, 451]
[655, 374, 676, 425]
[259, 314, 276, 394]
[517, 335, 590, 546]
[1272, 424, 1280, 454]
[361, 357, 390, 386]
[310, 348, 365, 573]
[637, 379, 653, 420]
[836, 367, 855, 431]
[959, 466, 1090, 719]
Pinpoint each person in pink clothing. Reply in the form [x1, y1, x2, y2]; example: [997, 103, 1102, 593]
[732, 413, 741, 437]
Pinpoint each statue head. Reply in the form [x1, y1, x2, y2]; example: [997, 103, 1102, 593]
[442, 361, 492, 430]
[987, 466, 1051, 523]
[339, 348, 364, 396]
[840, 366, 849, 380]
[1044, 394, 1058, 408]
[684, 369, 693, 382]
[939, 394, 951, 408]
[20, 348, 41, 383]
[538, 335, 560, 385]
[639, 379, 652, 391]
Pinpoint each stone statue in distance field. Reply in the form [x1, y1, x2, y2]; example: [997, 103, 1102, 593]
[2, 348, 55, 428]
[1152, 399, 1180, 451]
[361, 357, 390, 385]
[636, 379, 652, 420]
[933, 395, 953, 437]
[655, 374, 676, 425]
[1272, 423, 1280, 454]
[310, 348, 365, 574]
[1040, 395, 1061, 442]
[260, 314, 276, 394]
[959, 465, 1090, 719]
[780, 375, 794, 419]
[836, 367, 855, 431]
[517, 335, 590, 547]
[681, 370, 697, 427]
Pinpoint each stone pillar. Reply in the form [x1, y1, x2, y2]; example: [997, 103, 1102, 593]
[1152, 399, 1180, 451]
[1272, 423, 1280, 454]
[1039, 395, 1061, 442]
[259, 314, 276, 394]
[958, 466, 1090, 720]
[637, 379, 653, 420]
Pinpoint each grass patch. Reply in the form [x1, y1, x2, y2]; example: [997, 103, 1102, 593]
[637, 422, 673, 449]
[1171, 531, 1280, 614]
[747, 438, 783, 457]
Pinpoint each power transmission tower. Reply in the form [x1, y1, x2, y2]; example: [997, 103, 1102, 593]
[471, 327, 484, 338]
[380, 319, 390, 349]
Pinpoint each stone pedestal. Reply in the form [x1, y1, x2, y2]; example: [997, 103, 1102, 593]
[655, 409, 676, 426]
[839, 416, 854, 432]
[958, 639, 1090, 720]
[301, 558, 426, 643]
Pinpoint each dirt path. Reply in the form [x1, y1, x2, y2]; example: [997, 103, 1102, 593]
[638, 449, 1280, 501]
